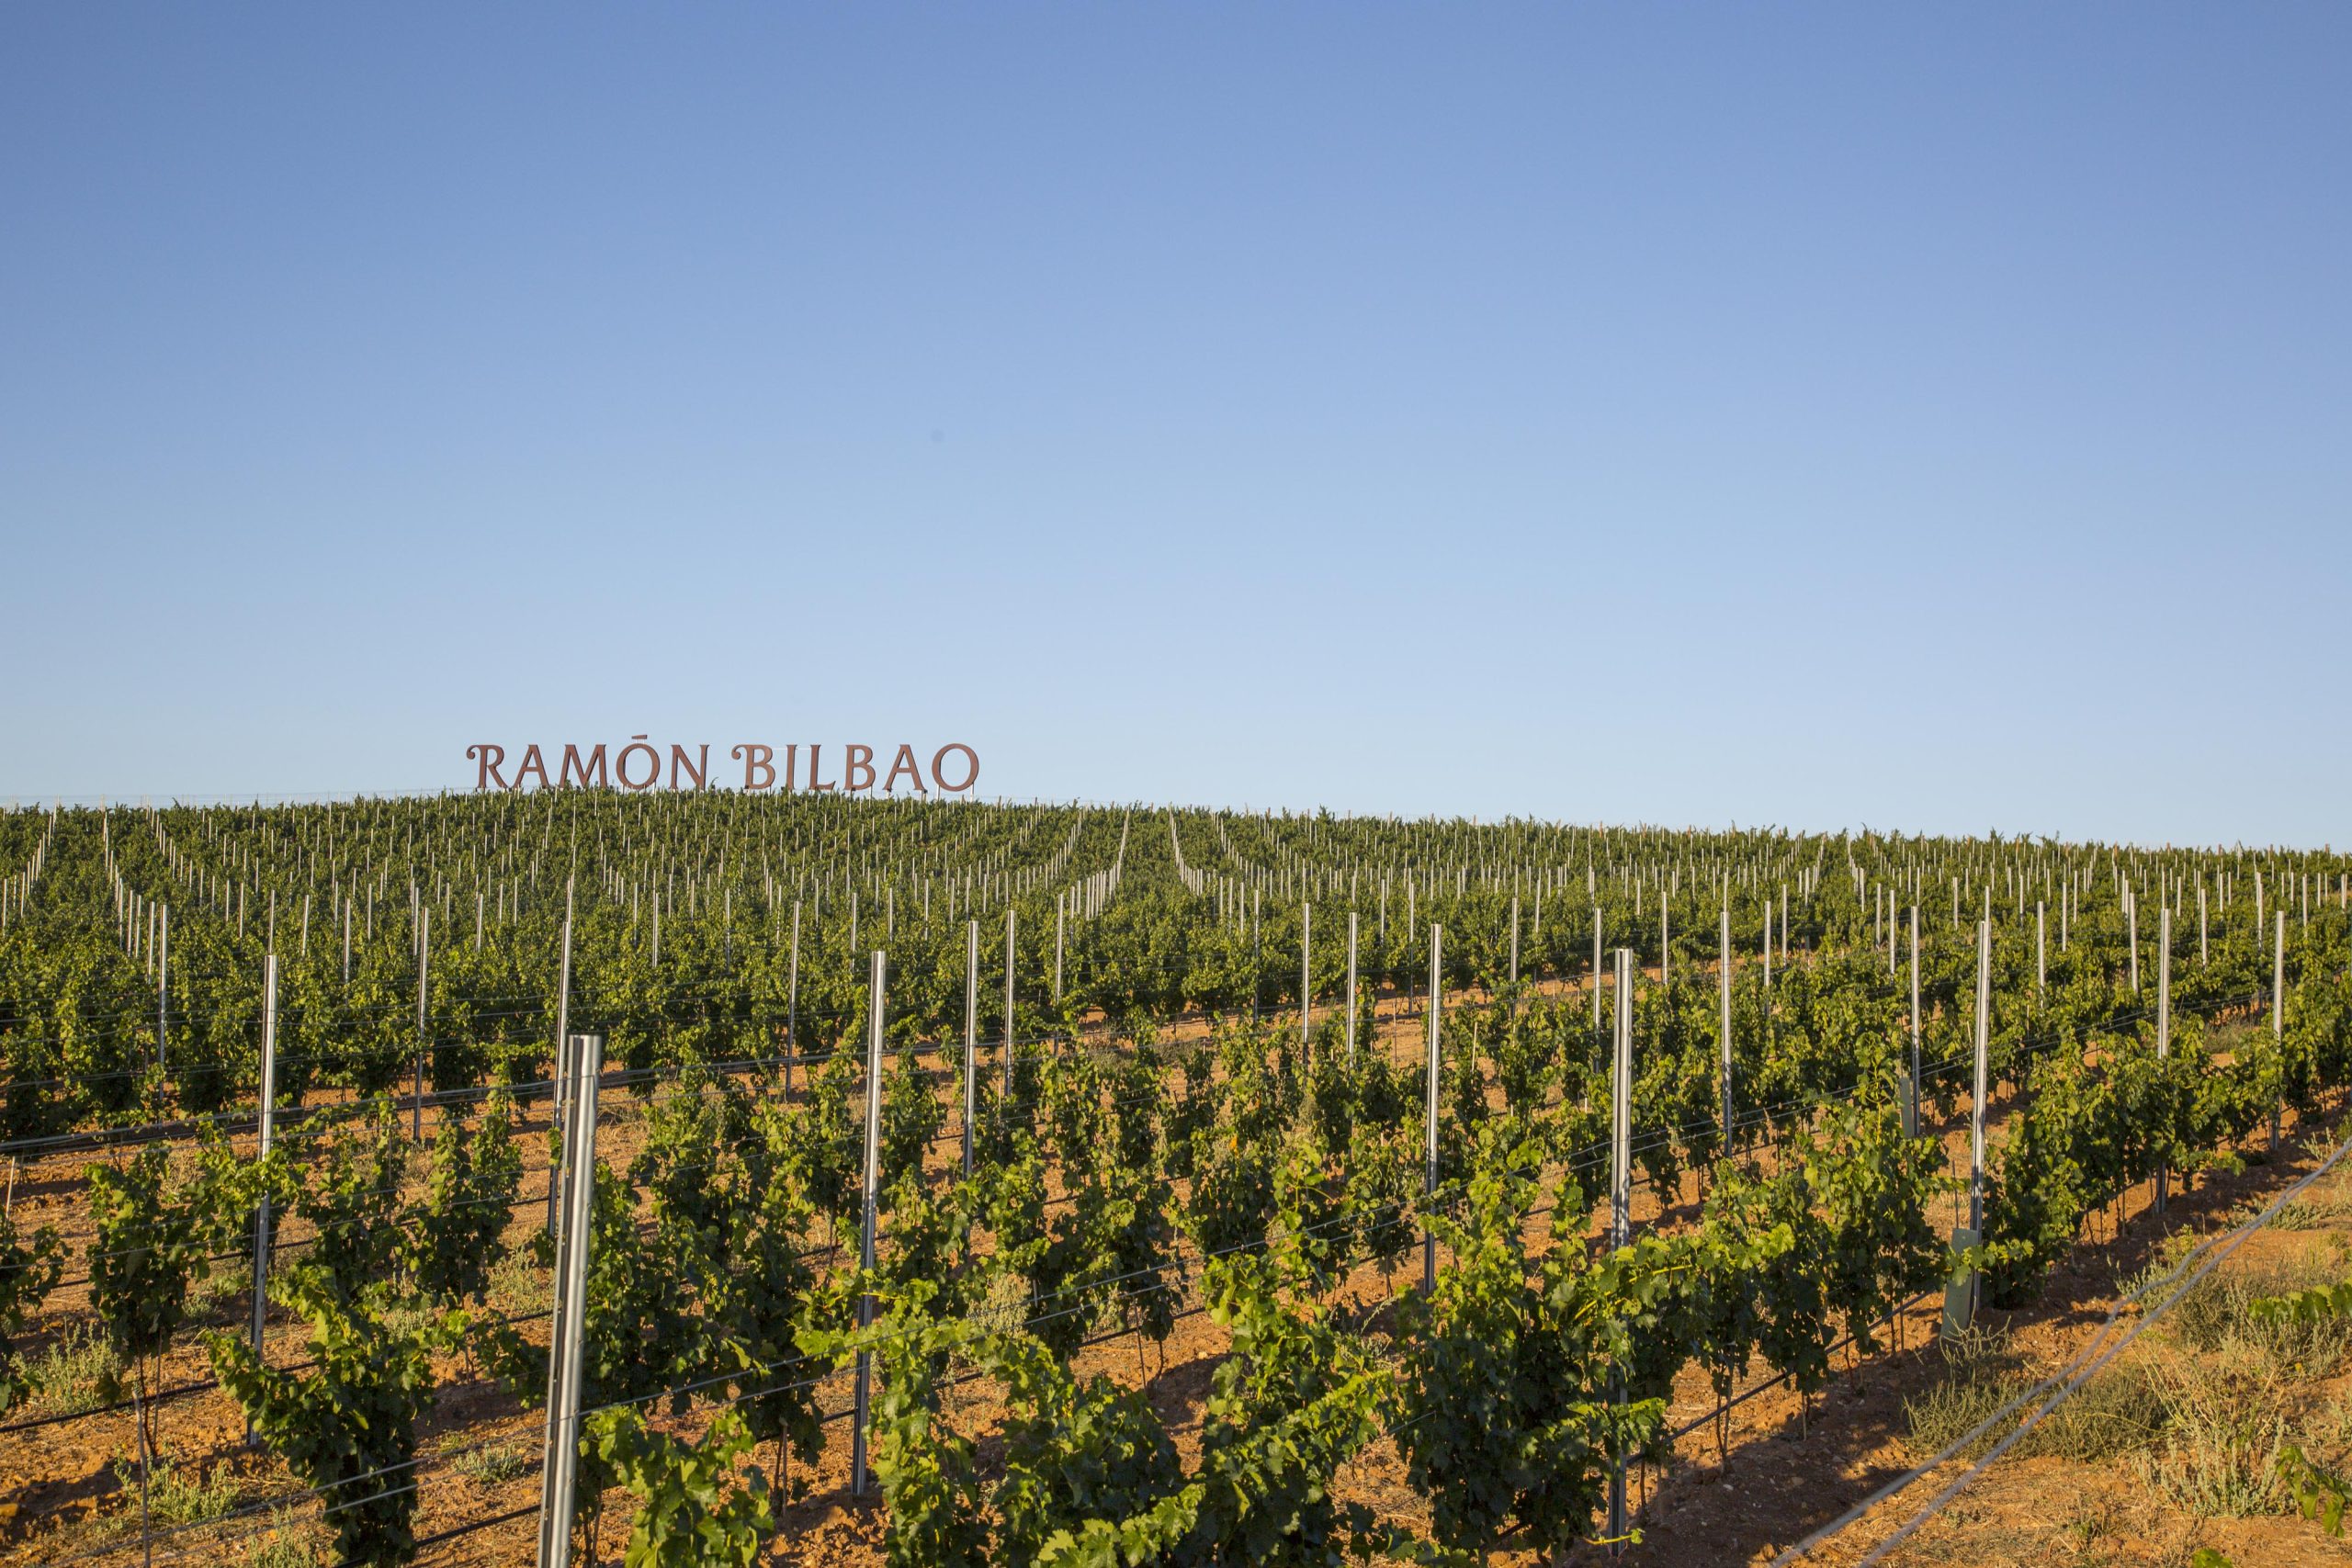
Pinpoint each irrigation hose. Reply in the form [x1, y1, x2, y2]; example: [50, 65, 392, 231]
[1771, 1121, 2352, 1566]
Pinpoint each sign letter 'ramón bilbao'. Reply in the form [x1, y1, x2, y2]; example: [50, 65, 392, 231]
[466, 739, 978, 795]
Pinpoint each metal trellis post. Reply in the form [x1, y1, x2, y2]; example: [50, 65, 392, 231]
[2273, 908, 2287, 1149]
[1719, 906, 1733, 1148]
[247, 953, 279, 1443]
[1301, 901, 1312, 1045]
[537, 1032, 602, 1568]
[1422, 922, 1443, 1295]
[786, 900, 801, 1095]
[413, 908, 430, 1141]
[963, 919, 978, 1177]
[2156, 906, 2172, 1212]
[1608, 946, 1633, 1548]
[852, 951, 886, 1496]
[545, 889, 573, 1237]
[1907, 907, 1921, 1139]
[1346, 910, 1359, 1064]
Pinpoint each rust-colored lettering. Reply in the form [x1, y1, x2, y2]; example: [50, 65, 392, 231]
[560, 744, 608, 789]
[616, 736, 660, 791]
[883, 744, 927, 794]
[471, 735, 978, 793]
[932, 743, 979, 794]
[734, 744, 775, 791]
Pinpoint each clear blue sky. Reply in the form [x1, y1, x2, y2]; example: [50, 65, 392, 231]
[4, 6, 2346, 846]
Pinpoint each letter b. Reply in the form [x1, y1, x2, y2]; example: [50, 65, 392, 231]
[735, 744, 775, 791]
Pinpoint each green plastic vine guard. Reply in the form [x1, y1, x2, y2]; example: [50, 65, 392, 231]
[1939, 1225, 1979, 1338]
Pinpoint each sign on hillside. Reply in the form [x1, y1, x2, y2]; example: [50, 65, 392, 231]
[467, 738, 978, 795]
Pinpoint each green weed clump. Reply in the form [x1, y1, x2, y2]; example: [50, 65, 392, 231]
[2020, 1360, 2167, 1462]
[2265, 1193, 2352, 1232]
[1907, 1325, 2169, 1469]
[241, 1508, 327, 1568]
[2131, 1348, 2294, 1518]
[447, 1441, 530, 1486]
[109, 1455, 243, 1527]
[1905, 1327, 2025, 1461]
[2172, 1249, 2352, 1379]
[19, 1324, 123, 1416]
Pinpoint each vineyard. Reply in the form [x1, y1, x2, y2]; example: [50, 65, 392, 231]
[0, 791, 2348, 1566]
